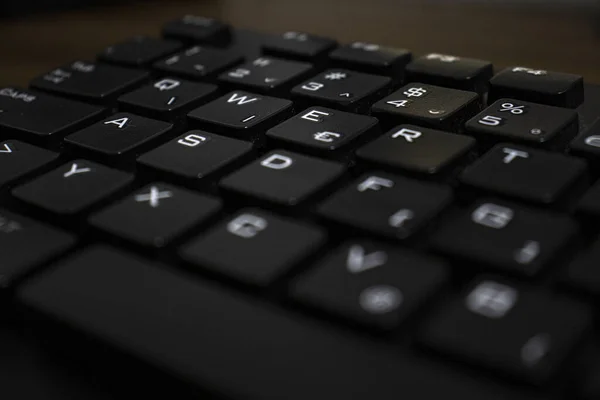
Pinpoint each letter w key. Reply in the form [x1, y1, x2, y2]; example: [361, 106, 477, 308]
[188, 90, 293, 135]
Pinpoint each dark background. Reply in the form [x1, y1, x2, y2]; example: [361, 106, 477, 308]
[1, 0, 600, 86]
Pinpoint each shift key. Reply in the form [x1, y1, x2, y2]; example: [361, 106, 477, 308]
[0, 87, 104, 138]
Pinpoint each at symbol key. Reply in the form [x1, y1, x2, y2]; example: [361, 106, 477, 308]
[466, 99, 578, 146]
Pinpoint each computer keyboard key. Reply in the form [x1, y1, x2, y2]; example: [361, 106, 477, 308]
[569, 119, 600, 168]
[371, 83, 480, 132]
[137, 130, 253, 183]
[118, 77, 217, 119]
[405, 53, 493, 93]
[220, 150, 344, 206]
[219, 56, 312, 93]
[329, 42, 411, 77]
[356, 124, 475, 175]
[431, 200, 578, 277]
[419, 278, 592, 385]
[460, 144, 587, 205]
[30, 61, 148, 104]
[19, 246, 537, 400]
[317, 173, 452, 239]
[0, 140, 59, 186]
[188, 91, 292, 137]
[0, 87, 104, 138]
[266, 106, 379, 155]
[98, 36, 182, 67]
[291, 241, 448, 330]
[12, 160, 133, 215]
[0, 208, 74, 287]
[64, 113, 172, 157]
[162, 15, 231, 44]
[90, 183, 221, 248]
[292, 69, 391, 112]
[154, 46, 243, 80]
[465, 99, 578, 146]
[181, 209, 324, 285]
[262, 31, 337, 61]
[489, 66, 584, 108]
[565, 237, 600, 297]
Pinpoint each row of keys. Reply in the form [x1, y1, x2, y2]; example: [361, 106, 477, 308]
[22, 24, 585, 112]
[18, 245, 547, 400]
[152, 14, 581, 107]
[0, 134, 593, 213]
[14, 228, 592, 389]
[3, 155, 587, 280]
[1, 81, 582, 162]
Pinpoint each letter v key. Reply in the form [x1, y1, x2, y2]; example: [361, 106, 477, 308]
[347, 245, 387, 274]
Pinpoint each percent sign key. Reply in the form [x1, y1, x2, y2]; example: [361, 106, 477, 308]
[466, 98, 579, 145]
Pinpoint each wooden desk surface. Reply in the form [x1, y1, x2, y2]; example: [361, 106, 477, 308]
[1, 0, 599, 87]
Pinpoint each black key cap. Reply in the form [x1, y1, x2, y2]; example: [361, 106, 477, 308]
[266, 106, 379, 156]
[317, 172, 452, 239]
[291, 241, 448, 330]
[19, 246, 538, 400]
[490, 66, 584, 108]
[419, 278, 592, 385]
[357, 124, 475, 175]
[219, 56, 312, 93]
[181, 209, 324, 285]
[30, 61, 148, 104]
[162, 15, 231, 44]
[64, 113, 172, 157]
[431, 200, 578, 277]
[12, 160, 133, 215]
[0, 208, 74, 287]
[565, 237, 600, 297]
[569, 119, 600, 168]
[576, 179, 600, 218]
[0, 140, 58, 186]
[372, 83, 480, 132]
[292, 69, 391, 112]
[329, 42, 411, 77]
[118, 77, 217, 119]
[90, 183, 221, 248]
[466, 99, 578, 146]
[405, 53, 493, 93]
[188, 91, 292, 137]
[98, 36, 182, 67]
[220, 150, 344, 206]
[137, 130, 253, 183]
[0, 87, 103, 138]
[262, 31, 337, 61]
[460, 144, 587, 205]
[154, 46, 242, 80]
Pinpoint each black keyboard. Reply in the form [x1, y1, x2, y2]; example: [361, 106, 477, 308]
[3, 16, 600, 400]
